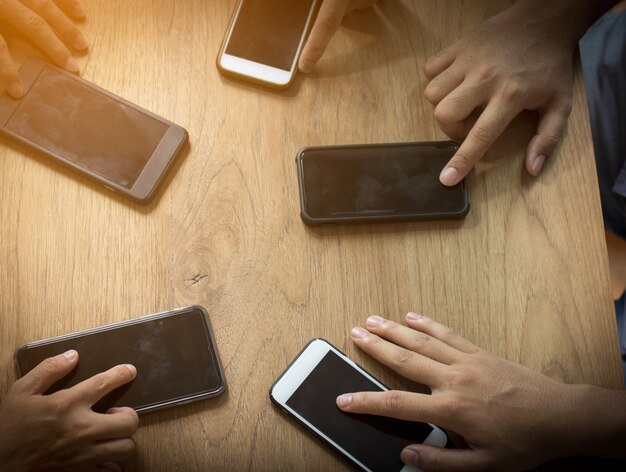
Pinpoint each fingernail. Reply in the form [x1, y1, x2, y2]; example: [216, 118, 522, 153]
[63, 349, 78, 360]
[530, 154, 545, 176]
[73, 3, 86, 18]
[107, 407, 126, 414]
[74, 34, 88, 51]
[406, 312, 421, 322]
[65, 57, 80, 73]
[366, 315, 384, 328]
[126, 364, 137, 377]
[351, 327, 368, 338]
[402, 447, 420, 466]
[7, 81, 24, 98]
[440, 167, 459, 186]
[300, 59, 313, 74]
[336, 394, 352, 408]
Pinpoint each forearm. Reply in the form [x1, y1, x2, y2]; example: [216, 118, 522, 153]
[499, 0, 620, 48]
[560, 384, 626, 459]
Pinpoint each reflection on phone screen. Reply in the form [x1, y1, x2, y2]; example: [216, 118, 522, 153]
[286, 351, 434, 471]
[5, 66, 168, 189]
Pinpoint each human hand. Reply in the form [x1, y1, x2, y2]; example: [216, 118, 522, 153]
[0, 350, 139, 472]
[336, 313, 589, 471]
[425, 0, 578, 186]
[299, 0, 377, 73]
[0, 0, 87, 98]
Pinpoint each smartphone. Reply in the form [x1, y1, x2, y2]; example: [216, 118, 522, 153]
[217, 0, 320, 89]
[0, 57, 188, 203]
[270, 339, 448, 472]
[14, 306, 226, 414]
[296, 141, 470, 225]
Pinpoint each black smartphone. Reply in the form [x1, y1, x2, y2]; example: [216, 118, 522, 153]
[270, 339, 447, 471]
[0, 57, 188, 203]
[217, 0, 320, 89]
[14, 306, 226, 414]
[296, 141, 470, 225]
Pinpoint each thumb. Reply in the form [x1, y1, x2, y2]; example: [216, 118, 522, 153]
[15, 349, 79, 395]
[401, 444, 490, 472]
[525, 99, 571, 176]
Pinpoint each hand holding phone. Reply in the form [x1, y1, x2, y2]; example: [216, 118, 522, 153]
[14, 306, 226, 414]
[0, 351, 138, 471]
[270, 339, 447, 471]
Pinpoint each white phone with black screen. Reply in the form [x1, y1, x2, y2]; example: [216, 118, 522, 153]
[217, 0, 320, 89]
[270, 339, 448, 472]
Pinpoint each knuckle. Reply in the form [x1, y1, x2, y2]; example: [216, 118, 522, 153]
[120, 411, 140, 434]
[470, 125, 492, 145]
[411, 332, 431, 349]
[423, 83, 439, 104]
[475, 64, 496, 84]
[119, 437, 137, 456]
[24, 13, 47, 32]
[384, 390, 403, 412]
[500, 81, 524, 102]
[450, 152, 474, 172]
[390, 349, 413, 368]
[433, 101, 457, 125]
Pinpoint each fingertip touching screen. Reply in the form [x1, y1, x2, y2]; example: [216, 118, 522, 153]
[285, 351, 434, 471]
[16, 308, 224, 413]
[4, 65, 169, 189]
[226, 0, 315, 71]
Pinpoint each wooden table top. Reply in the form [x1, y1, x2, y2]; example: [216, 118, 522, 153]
[0, 1, 623, 470]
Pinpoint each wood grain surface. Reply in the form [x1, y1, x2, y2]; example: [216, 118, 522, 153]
[0, 1, 623, 470]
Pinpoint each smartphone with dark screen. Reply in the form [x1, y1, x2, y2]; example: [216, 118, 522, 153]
[14, 306, 226, 414]
[0, 57, 188, 203]
[217, 0, 320, 89]
[296, 141, 470, 225]
[270, 339, 447, 472]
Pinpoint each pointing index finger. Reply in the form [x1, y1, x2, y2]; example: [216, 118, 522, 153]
[70, 364, 137, 406]
[439, 100, 520, 186]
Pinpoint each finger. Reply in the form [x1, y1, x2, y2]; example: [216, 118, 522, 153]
[402, 444, 490, 472]
[87, 407, 139, 441]
[14, 349, 79, 394]
[433, 83, 486, 140]
[66, 438, 136, 469]
[54, 0, 86, 19]
[70, 364, 137, 405]
[0, 34, 23, 98]
[336, 390, 448, 426]
[350, 327, 444, 385]
[405, 313, 479, 354]
[364, 316, 460, 364]
[439, 100, 519, 186]
[299, 0, 350, 73]
[525, 98, 571, 176]
[423, 45, 457, 81]
[22, 0, 88, 51]
[424, 66, 464, 105]
[3, 0, 79, 72]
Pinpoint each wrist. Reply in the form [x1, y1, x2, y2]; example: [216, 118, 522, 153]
[555, 383, 626, 459]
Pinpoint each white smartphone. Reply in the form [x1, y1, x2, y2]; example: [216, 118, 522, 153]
[270, 339, 448, 472]
[217, 0, 320, 89]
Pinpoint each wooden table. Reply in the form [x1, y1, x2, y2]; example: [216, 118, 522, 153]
[0, 1, 623, 470]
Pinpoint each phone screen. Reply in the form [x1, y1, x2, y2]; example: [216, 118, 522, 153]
[4, 65, 169, 189]
[226, 0, 316, 71]
[285, 350, 434, 471]
[299, 142, 467, 220]
[15, 308, 225, 413]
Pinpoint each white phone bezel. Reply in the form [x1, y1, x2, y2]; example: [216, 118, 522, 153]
[271, 339, 448, 472]
[218, 0, 319, 87]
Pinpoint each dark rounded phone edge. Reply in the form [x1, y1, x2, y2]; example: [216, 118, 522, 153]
[295, 142, 471, 226]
